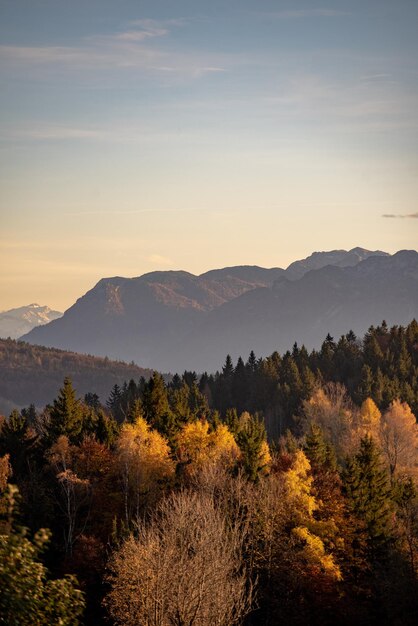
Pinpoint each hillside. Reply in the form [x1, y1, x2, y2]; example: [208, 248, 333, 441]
[0, 339, 153, 413]
[177, 250, 418, 372]
[21, 247, 410, 372]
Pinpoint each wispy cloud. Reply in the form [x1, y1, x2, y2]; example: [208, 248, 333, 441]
[7, 126, 108, 141]
[269, 9, 350, 19]
[129, 18, 189, 29]
[64, 208, 204, 217]
[382, 212, 418, 219]
[147, 254, 174, 266]
[0, 122, 226, 145]
[0, 18, 226, 77]
[262, 70, 418, 130]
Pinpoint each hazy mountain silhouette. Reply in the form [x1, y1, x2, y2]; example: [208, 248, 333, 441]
[22, 248, 417, 373]
[0, 304, 62, 339]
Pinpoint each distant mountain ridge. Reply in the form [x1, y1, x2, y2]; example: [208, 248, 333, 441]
[22, 247, 416, 373]
[284, 246, 389, 280]
[0, 304, 62, 339]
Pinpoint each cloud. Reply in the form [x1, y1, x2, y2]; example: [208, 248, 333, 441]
[382, 212, 418, 219]
[0, 19, 226, 77]
[269, 9, 350, 19]
[147, 254, 174, 266]
[9, 126, 108, 140]
[262, 69, 418, 131]
[63, 208, 204, 217]
[0, 122, 227, 145]
[109, 28, 168, 42]
[129, 18, 189, 29]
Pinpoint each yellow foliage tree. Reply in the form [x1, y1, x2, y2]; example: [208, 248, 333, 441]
[302, 384, 354, 458]
[259, 440, 272, 476]
[176, 420, 240, 475]
[379, 400, 418, 479]
[283, 450, 317, 519]
[116, 417, 174, 524]
[283, 450, 341, 580]
[210, 424, 241, 467]
[358, 398, 381, 439]
[292, 526, 342, 581]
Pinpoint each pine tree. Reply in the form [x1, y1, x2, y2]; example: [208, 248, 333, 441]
[236, 413, 269, 481]
[142, 372, 174, 439]
[225, 408, 240, 436]
[84, 392, 100, 411]
[106, 384, 123, 422]
[222, 354, 234, 378]
[364, 330, 384, 370]
[246, 350, 257, 373]
[358, 364, 374, 401]
[47, 378, 83, 443]
[304, 423, 336, 471]
[96, 410, 118, 446]
[0, 411, 33, 480]
[343, 436, 392, 553]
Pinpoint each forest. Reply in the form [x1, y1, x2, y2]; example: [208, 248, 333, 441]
[0, 338, 153, 412]
[1, 320, 418, 625]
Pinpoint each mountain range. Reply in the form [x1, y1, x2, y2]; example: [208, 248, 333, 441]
[0, 304, 62, 340]
[21, 247, 418, 373]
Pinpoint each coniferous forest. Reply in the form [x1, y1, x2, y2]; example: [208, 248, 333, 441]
[1, 320, 418, 625]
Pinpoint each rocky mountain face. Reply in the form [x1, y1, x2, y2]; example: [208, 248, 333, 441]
[0, 304, 62, 339]
[22, 248, 417, 373]
[284, 246, 389, 280]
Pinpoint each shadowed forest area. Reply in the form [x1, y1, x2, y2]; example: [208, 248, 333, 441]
[1, 320, 418, 625]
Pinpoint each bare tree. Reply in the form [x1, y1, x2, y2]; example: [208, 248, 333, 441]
[47, 436, 91, 555]
[104, 490, 254, 626]
[379, 400, 418, 480]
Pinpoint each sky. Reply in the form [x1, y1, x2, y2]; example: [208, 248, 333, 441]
[1, 0, 417, 311]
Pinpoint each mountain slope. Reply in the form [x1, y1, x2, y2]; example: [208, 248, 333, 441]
[171, 250, 418, 371]
[0, 338, 153, 412]
[21, 266, 287, 364]
[0, 304, 62, 339]
[21, 248, 416, 373]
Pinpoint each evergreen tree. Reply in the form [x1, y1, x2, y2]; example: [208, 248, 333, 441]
[364, 329, 384, 370]
[142, 372, 174, 439]
[236, 414, 268, 481]
[246, 350, 257, 373]
[225, 408, 240, 435]
[20, 404, 37, 424]
[170, 373, 182, 390]
[106, 384, 123, 422]
[84, 392, 100, 412]
[304, 422, 336, 471]
[0, 411, 34, 480]
[47, 378, 83, 443]
[343, 436, 392, 552]
[188, 382, 209, 419]
[222, 354, 234, 378]
[358, 364, 374, 402]
[182, 371, 197, 387]
[95, 409, 118, 446]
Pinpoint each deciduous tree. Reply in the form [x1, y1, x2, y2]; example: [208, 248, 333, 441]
[104, 490, 253, 626]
